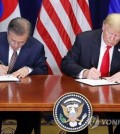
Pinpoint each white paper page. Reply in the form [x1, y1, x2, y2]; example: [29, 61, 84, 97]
[75, 79, 118, 86]
[0, 75, 19, 82]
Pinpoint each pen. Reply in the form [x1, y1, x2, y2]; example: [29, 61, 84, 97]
[114, 81, 120, 84]
[75, 77, 86, 79]
[99, 77, 107, 80]
[99, 77, 120, 84]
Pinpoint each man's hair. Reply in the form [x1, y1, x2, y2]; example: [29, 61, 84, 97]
[8, 17, 32, 36]
[103, 13, 120, 31]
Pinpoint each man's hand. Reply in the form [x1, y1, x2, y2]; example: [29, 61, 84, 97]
[83, 67, 101, 79]
[0, 65, 8, 75]
[107, 72, 120, 83]
[12, 67, 29, 78]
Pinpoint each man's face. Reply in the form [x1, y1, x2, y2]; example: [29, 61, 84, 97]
[102, 24, 120, 46]
[7, 31, 28, 51]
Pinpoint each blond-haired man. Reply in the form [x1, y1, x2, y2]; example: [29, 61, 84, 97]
[62, 13, 120, 82]
[61, 13, 120, 134]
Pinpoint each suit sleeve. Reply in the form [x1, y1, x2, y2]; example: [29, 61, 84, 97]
[30, 45, 48, 75]
[61, 35, 84, 78]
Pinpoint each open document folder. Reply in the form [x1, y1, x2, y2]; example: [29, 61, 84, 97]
[75, 78, 120, 86]
[0, 75, 19, 82]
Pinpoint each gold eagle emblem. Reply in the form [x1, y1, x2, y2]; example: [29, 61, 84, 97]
[61, 103, 87, 127]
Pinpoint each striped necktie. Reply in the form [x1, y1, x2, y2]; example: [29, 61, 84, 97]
[7, 50, 18, 74]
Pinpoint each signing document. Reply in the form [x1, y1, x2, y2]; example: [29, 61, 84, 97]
[0, 75, 19, 82]
[75, 78, 119, 86]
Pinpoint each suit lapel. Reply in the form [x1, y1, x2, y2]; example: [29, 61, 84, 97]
[91, 32, 102, 68]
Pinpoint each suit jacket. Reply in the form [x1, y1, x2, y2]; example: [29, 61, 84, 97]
[0, 32, 48, 75]
[61, 29, 120, 78]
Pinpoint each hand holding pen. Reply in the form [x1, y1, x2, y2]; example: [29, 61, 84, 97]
[83, 67, 101, 79]
[0, 60, 8, 75]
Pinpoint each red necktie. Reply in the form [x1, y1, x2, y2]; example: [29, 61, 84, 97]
[7, 51, 18, 74]
[100, 46, 111, 77]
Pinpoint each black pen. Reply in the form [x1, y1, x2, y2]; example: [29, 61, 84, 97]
[115, 81, 119, 84]
[100, 77, 120, 84]
[99, 77, 107, 80]
[75, 77, 86, 79]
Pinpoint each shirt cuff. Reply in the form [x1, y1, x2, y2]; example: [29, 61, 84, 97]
[25, 67, 33, 74]
[77, 69, 87, 78]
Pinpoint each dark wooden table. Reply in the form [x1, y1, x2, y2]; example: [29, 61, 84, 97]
[0, 75, 120, 112]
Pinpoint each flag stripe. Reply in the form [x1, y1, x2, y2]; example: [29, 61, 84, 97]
[77, 0, 92, 28]
[40, 5, 68, 57]
[34, 28, 62, 74]
[34, 0, 92, 74]
[43, 0, 72, 50]
[50, 0, 75, 46]
[60, 0, 82, 35]
[37, 17, 62, 68]
[70, 0, 91, 31]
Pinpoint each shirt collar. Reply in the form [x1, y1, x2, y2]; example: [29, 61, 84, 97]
[9, 46, 21, 54]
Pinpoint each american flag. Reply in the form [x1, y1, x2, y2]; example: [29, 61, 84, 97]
[34, 0, 92, 74]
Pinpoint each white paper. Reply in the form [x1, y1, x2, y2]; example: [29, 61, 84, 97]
[0, 75, 19, 82]
[75, 78, 119, 86]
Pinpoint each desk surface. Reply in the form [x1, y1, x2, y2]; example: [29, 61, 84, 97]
[0, 75, 120, 112]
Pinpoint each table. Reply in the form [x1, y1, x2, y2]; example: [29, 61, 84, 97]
[0, 75, 120, 112]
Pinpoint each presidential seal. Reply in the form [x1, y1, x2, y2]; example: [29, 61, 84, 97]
[53, 92, 93, 132]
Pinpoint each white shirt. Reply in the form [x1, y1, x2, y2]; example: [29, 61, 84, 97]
[97, 35, 114, 71]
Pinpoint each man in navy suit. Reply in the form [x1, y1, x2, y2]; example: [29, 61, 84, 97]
[0, 17, 47, 77]
[0, 17, 48, 134]
[61, 13, 120, 134]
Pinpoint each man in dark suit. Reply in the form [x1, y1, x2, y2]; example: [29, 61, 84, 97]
[61, 13, 120, 134]
[0, 17, 48, 134]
